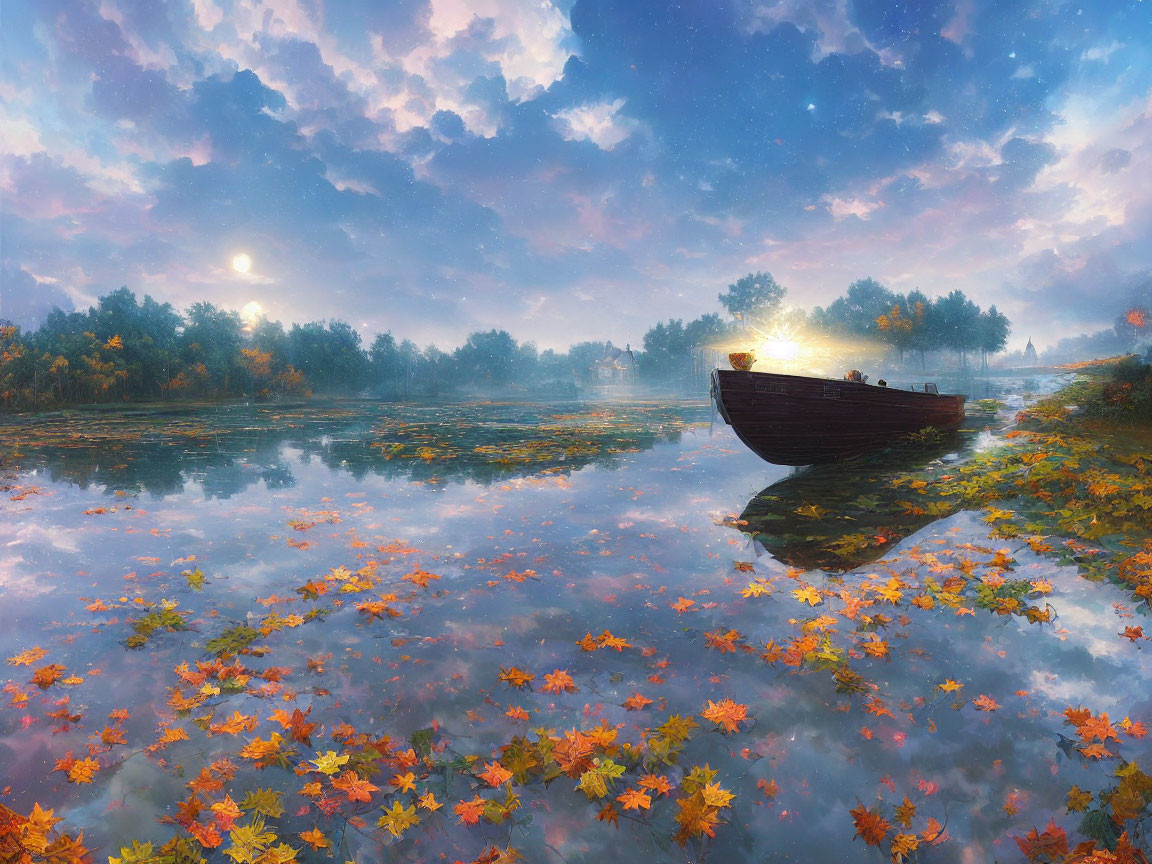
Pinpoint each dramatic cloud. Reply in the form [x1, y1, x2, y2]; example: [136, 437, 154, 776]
[1, 0, 1150, 349]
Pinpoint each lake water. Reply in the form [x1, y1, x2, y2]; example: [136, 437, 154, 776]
[1, 380, 1149, 863]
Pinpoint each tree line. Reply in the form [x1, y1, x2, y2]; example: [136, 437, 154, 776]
[0, 275, 1015, 409]
[0, 287, 632, 409]
[639, 273, 1011, 380]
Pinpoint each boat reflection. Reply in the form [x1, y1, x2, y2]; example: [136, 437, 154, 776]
[738, 433, 965, 571]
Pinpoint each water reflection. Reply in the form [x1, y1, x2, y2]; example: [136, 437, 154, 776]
[2, 376, 1147, 864]
[737, 374, 1065, 570]
[1, 399, 708, 497]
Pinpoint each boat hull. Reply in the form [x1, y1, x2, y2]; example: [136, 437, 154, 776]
[711, 369, 966, 466]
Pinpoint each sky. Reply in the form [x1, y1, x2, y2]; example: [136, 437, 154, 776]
[1, 0, 1151, 352]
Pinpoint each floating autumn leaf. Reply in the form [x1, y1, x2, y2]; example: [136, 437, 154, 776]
[7, 647, 47, 667]
[972, 694, 1000, 712]
[239, 788, 284, 819]
[209, 711, 259, 736]
[31, 664, 67, 689]
[391, 771, 417, 793]
[938, 679, 963, 693]
[211, 796, 242, 832]
[576, 632, 600, 651]
[792, 585, 822, 606]
[311, 751, 349, 775]
[703, 629, 742, 654]
[377, 800, 419, 838]
[701, 698, 749, 734]
[1065, 785, 1093, 813]
[742, 579, 773, 598]
[331, 770, 379, 803]
[1014, 819, 1068, 861]
[417, 791, 442, 812]
[541, 669, 578, 695]
[890, 832, 920, 860]
[576, 758, 626, 800]
[298, 828, 329, 850]
[850, 804, 891, 846]
[1078, 743, 1113, 759]
[67, 757, 99, 784]
[597, 630, 632, 651]
[479, 761, 513, 787]
[670, 597, 696, 614]
[498, 666, 535, 689]
[700, 781, 735, 808]
[616, 788, 652, 811]
[894, 796, 916, 828]
[455, 796, 486, 825]
[238, 733, 287, 766]
[597, 803, 619, 828]
[622, 692, 653, 711]
[638, 775, 674, 797]
[505, 705, 530, 721]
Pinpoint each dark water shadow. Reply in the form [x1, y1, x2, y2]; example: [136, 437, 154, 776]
[738, 412, 1006, 571]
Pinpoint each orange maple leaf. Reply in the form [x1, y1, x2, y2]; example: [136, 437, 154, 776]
[7, 647, 48, 667]
[597, 630, 631, 651]
[703, 629, 741, 654]
[391, 771, 417, 793]
[622, 692, 653, 711]
[1015, 819, 1068, 861]
[331, 770, 379, 803]
[701, 698, 749, 733]
[670, 597, 696, 614]
[299, 828, 331, 850]
[638, 774, 673, 797]
[498, 666, 535, 689]
[455, 796, 486, 825]
[972, 694, 1000, 712]
[541, 669, 578, 695]
[1078, 743, 1113, 759]
[850, 803, 890, 846]
[31, 664, 67, 689]
[576, 632, 600, 651]
[616, 788, 652, 811]
[597, 802, 620, 828]
[478, 761, 513, 787]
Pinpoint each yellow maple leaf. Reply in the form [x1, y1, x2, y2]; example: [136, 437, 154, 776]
[391, 771, 417, 793]
[377, 801, 419, 838]
[792, 585, 822, 606]
[311, 750, 349, 775]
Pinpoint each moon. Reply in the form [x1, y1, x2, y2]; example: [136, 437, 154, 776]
[232, 253, 252, 273]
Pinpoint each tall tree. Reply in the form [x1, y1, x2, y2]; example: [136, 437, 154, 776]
[182, 302, 244, 394]
[812, 278, 895, 337]
[718, 272, 786, 326]
[977, 306, 1011, 369]
[455, 330, 518, 386]
[932, 290, 982, 366]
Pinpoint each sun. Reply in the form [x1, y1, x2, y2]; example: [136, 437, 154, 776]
[232, 253, 252, 273]
[240, 301, 263, 325]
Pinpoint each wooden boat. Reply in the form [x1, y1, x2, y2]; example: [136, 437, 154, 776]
[710, 368, 966, 466]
